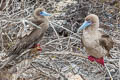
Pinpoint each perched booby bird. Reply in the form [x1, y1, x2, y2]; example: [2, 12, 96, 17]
[0, 8, 51, 69]
[77, 14, 114, 66]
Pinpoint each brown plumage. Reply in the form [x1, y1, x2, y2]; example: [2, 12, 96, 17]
[78, 14, 114, 65]
[0, 8, 50, 69]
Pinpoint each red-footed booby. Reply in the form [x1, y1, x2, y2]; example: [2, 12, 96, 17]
[78, 14, 114, 66]
[0, 8, 51, 69]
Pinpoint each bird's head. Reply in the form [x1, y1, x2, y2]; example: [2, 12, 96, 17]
[77, 14, 99, 32]
[34, 8, 51, 18]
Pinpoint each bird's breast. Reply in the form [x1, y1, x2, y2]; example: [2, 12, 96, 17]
[83, 31, 99, 48]
[82, 31, 107, 58]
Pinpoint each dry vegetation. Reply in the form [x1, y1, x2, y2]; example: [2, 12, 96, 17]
[0, 0, 120, 80]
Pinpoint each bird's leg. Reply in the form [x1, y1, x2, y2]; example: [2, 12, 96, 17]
[88, 56, 104, 66]
[35, 44, 42, 51]
[30, 44, 42, 58]
[88, 56, 105, 74]
[31, 43, 42, 51]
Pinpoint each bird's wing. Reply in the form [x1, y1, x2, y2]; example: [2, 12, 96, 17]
[8, 22, 47, 57]
[99, 29, 114, 57]
[17, 17, 42, 38]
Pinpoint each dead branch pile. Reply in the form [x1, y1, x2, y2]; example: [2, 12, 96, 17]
[0, 0, 120, 80]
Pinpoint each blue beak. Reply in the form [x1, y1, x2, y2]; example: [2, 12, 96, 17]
[77, 21, 92, 32]
[40, 11, 51, 16]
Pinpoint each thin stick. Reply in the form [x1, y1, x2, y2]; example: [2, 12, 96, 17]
[105, 64, 113, 80]
[49, 22, 61, 44]
[50, 21, 81, 38]
[43, 51, 87, 59]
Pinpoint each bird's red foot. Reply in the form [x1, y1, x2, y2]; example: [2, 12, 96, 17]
[36, 44, 42, 51]
[88, 56, 104, 66]
[32, 44, 42, 51]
